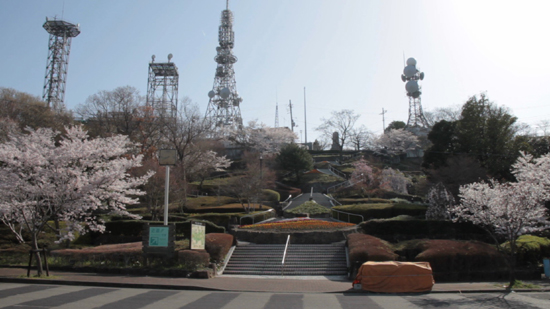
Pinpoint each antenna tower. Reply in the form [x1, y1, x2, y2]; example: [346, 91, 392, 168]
[289, 100, 296, 132]
[42, 17, 80, 112]
[146, 54, 179, 118]
[205, 1, 243, 131]
[401, 57, 429, 129]
[274, 100, 279, 128]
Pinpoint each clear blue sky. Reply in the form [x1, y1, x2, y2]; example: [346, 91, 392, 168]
[2, 0, 550, 142]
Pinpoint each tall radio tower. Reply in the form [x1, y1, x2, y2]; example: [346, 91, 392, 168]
[205, 1, 243, 131]
[42, 17, 80, 112]
[401, 57, 429, 129]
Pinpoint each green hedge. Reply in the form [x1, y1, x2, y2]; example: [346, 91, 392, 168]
[262, 189, 280, 202]
[501, 235, 550, 266]
[103, 220, 225, 238]
[359, 219, 491, 243]
[333, 203, 427, 220]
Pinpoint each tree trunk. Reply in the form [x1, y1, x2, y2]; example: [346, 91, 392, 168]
[506, 240, 518, 289]
[31, 233, 43, 277]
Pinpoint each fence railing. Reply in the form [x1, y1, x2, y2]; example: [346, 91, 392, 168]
[331, 208, 364, 224]
[239, 209, 275, 225]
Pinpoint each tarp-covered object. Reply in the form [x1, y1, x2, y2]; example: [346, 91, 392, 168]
[355, 261, 434, 293]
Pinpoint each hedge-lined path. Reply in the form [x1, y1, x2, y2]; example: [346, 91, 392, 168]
[285, 193, 333, 211]
[1, 267, 550, 293]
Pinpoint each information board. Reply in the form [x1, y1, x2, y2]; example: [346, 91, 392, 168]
[148, 226, 169, 247]
[191, 222, 206, 250]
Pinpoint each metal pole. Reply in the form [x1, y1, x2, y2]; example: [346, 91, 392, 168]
[304, 87, 307, 145]
[164, 166, 170, 225]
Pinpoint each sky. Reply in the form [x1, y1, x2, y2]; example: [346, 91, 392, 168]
[2, 0, 550, 143]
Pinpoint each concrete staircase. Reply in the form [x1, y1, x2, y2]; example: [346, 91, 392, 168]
[223, 242, 348, 276]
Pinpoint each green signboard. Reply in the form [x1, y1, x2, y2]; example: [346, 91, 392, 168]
[149, 226, 169, 247]
[191, 222, 205, 250]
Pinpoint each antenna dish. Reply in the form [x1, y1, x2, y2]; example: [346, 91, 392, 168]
[406, 80, 419, 94]
[208, 90, 215, 98]
[419, 72, 425, 80]
[401, 74, 406, 82]
[168, 53, 173, 62]
[216, 46, 221, 52]
[151, 55, 156, 62]
[406, 57, 417, 66]
[220, 87, 230, 99]
[403, 65, 416, 78]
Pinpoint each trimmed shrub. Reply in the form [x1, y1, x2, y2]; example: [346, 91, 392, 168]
[287, 201, 330, 215]
[262, 189, 280, 202]
[337, 198, 391, 204]
[333, 203, 427, 220]
[205, 233, 235, 262]
[359, 219, 491, 243]
[501, 235, 550, 266]
[348, 233, 398, 266]
[413, 239, 507, 281]
[177, 250, 210, 269]
[102, 220, 225, 239]
[175, 220, 226, 238]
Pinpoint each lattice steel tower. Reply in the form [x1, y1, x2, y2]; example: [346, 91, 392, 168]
[146, 54, 179, 118]
[42, 17, 80, 112]
[401, 57, 429, 129]
[205, 1, 243, 130]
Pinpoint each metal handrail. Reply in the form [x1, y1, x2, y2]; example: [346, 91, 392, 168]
[239, 209, 274, 225]
[282, 235, 290, 276]
[331, 208, 364, 223]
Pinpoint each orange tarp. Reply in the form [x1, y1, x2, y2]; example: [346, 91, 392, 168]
[355, 261, 434, 293]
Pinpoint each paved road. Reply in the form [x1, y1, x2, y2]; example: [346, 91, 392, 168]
[285, 193, 334, 211]
[2, 283, 550, 309]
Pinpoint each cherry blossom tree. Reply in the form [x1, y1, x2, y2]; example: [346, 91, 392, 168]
[350, 158, 375, 187]
[373, 129, 419, 155]
[426, 182, 454, 220]
[380, 168, 411, 194]
[450, 152, 550, 288]
[226, 120, 297, 154]
[0, 126, 153, 275]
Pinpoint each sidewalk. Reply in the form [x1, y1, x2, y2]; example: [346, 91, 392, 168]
[1, 267, 550, 293]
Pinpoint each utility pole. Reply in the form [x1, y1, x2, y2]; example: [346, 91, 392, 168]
[380, 108, 387, 133]
[304, 87, 307, 145]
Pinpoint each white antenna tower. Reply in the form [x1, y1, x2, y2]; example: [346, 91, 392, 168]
[204, 0, 243, 131]
[401, 57, 429, 128]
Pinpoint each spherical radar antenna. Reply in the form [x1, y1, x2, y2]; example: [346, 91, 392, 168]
[403, 65, 417, 78]
[168, 53, 173, 62]
[220, 87, 231, 99]
[208, 90, 215, 98]
[406, 80, 419, 94]
[406, 57, 417, 66]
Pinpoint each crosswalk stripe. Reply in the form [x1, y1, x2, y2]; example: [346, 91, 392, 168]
[52, 288, 144, 309]
[0, 285, 89, 308]
[222, 292, 274, 309]
[0, 283, 26, 290]
[302, 293, 343, 309]
[139, 290, 213, 309]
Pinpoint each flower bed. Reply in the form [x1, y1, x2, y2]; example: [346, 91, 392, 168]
[239, 218, 355, 231]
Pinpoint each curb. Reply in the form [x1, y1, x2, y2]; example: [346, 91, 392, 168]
[3, 276, 550, 294]
[0, 277, 222, 292]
